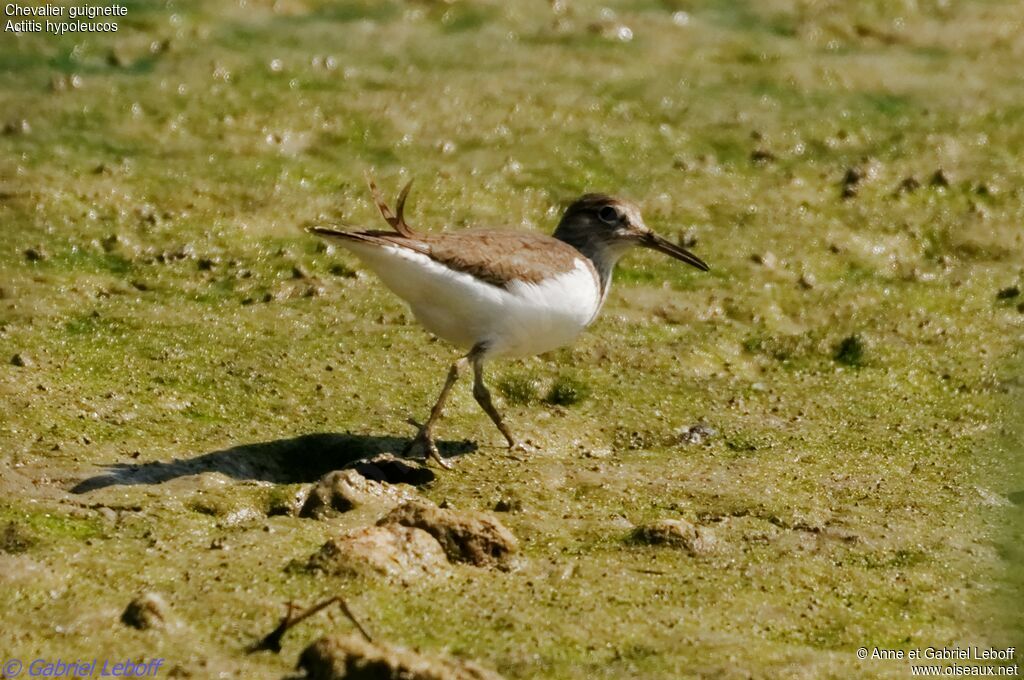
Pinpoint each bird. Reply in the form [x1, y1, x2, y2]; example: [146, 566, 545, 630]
[309, 177, 709, 468]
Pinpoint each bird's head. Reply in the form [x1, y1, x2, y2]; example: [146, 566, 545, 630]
[553, 194, 709, 272]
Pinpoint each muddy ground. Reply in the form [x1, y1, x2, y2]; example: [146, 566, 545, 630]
[1, 1, 1023, 678]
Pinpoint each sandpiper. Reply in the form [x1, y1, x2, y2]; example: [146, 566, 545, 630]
[310, 178, 708, 467]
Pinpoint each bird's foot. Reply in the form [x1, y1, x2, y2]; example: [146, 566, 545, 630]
[403, 430, 452, 470]
[503, 438, 532, 461]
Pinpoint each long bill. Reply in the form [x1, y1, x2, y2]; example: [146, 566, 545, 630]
[643, 233, 710, 271]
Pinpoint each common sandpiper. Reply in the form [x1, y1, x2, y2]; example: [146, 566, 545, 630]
[310, 178, 709, 468]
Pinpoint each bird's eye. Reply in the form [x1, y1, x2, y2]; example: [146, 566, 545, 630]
[598, 206, 620, 224]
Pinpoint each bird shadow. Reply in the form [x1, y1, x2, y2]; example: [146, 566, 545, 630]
[70, 432, 477, 494]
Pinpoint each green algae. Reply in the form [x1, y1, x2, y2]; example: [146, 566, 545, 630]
[544, 373, 591, 407]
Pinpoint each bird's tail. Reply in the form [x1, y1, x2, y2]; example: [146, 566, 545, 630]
[306, 174, 418, 243]
[365, 173, 416, 237]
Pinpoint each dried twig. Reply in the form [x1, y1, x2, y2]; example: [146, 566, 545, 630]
[249, 596, 371, 653]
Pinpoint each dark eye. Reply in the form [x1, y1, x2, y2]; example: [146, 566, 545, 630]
[598, 206, 620, 224]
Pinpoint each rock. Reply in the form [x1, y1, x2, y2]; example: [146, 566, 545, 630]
[379, 501, 518, 569]
[679, 424, 717, 445]
[10, 353, 32, 368]
[929, 169, 950, 187]
[895, 176, 920, 194]
[842, 166, 863, 187]
[307, 525, 448, 581]
[267, 485, 308, 517]
[24, 247, 46, 262]
[121, 592, 175, 630]
[632, 519, 716, 556]
[328, 263, 357, 278]
[996, 286, 1019, 300]
[349, 453, 434, 486]
[679, 230, 699, 248]
[840, 160, 880, 199]
[298, 633, 505, 680]
[975, 486, 1013, 508]
[300, 470, 418, 519]
[2, 119, 31, 135]
[492, 497, 523, 513]
[1, 522, 35, 553]
[833, 334, 865, 366]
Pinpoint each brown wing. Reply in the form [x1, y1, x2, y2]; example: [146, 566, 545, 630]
[420, 229, 592, 288]
[310, 227, 596, 289]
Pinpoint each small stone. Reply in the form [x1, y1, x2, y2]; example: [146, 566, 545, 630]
[750, 252, 777, 268]
[10, 353, 32, 367]
[750, 149, 776, 164]
[492, 497, 523, 513]
[121, 592, 175, 630]
[328, 263, 356, 278]
[266, 485, 308, 516]
[291, 265, 308, 279]
[895, 176, 920, 194]
[975, 486, 1013, 508]
[107, 50, 130, 68]
[632, 519, 716, 556]
[307, 524, 448, 582]
[798, 272, 817, 289]
[833, 334, 865, 366]
[930, 169, 950, 187]
[298, 633, 506, 680]
[842, 166, 863, 186]
[996, 286, 1019, 300]
[679, 424, 717, 445]
[379, 500, 518, 568]
[100, 234, 121, 252]
[24, 247, 46, 262]
[2, 119, 30, 135]
[1, 522, 35, 553]
[299, 470, 418, 519]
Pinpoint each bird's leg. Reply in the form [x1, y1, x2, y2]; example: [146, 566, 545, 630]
[405, 356, 468, 468]
[470, 356, 523, 451]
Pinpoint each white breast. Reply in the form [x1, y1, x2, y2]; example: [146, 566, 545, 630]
[336, 241, 603, 358]
[493, 260, 602, 356]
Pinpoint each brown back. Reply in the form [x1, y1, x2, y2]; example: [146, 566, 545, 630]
[423, 229, 594, 287]
[337, 228, 595, 289]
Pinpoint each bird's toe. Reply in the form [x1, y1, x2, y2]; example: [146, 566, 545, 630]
[404, 431, 451, 469]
